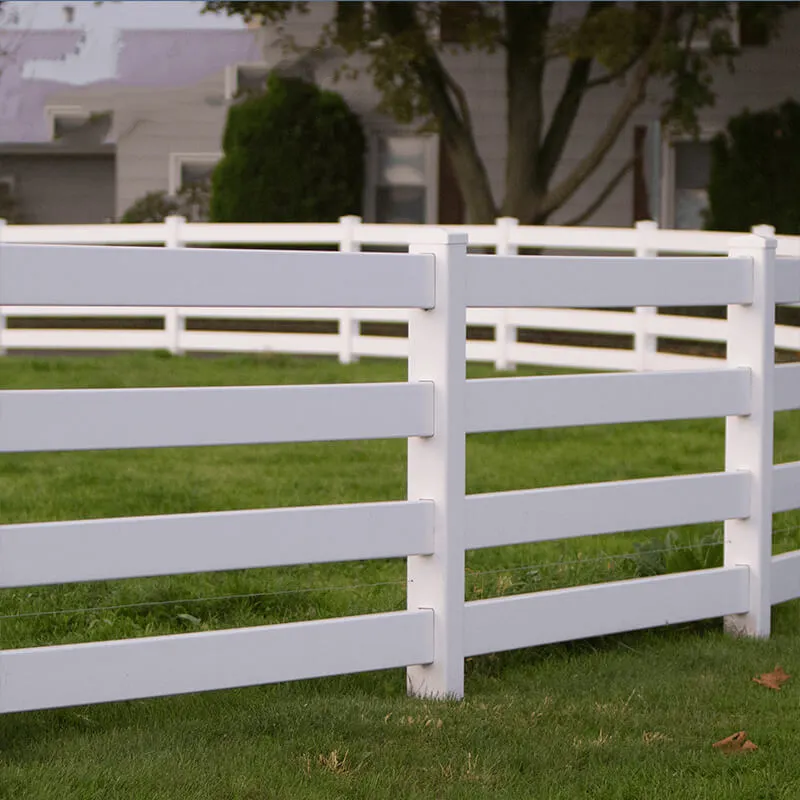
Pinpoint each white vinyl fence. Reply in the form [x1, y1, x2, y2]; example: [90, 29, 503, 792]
[2, 216, 800, 372]
[2, 231, 800, 711]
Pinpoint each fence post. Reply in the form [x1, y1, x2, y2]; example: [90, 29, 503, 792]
[338, 216, 362, 365]
[0, 219, 6, 356]
[494, 217, 519, 371]
[634, 220, 659, 371]
[407, 231, 468, 700]
[752, 224, 776, 238]
[163, 216, 185, 356]
[724, 233, 776, 638]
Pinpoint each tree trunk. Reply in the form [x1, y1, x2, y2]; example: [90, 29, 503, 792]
[501, 1, 551, 219]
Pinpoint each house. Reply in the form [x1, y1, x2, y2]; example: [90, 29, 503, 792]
[0, 2, 798, 227]
[0, 24, 261, 223]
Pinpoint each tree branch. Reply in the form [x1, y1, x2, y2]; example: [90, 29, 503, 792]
[561, 156, 635, 226]
[538, 6, 670, 219]
[584, 45, 648, 90]
[442, 68, 473, 133]
[536, 1, 610, 190]
[501, 0, 551, 214]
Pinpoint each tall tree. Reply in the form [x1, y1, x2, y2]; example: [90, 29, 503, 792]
[205, 1, 794, 224]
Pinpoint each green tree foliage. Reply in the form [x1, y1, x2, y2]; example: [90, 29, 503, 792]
[705, 100, 800, 234]
[210, 73, 365, 223]
[205, 1, 795, 224]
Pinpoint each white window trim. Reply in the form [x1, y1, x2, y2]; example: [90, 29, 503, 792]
[44, 105, 90, 140]
[168, 153, 222, 196]
[659, 126, 721, 229]
[224, 62, 270, 101]
[364, 133, 439, 225]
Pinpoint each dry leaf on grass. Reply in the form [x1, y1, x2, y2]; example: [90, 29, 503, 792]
[753, 665, 791, 691]
[712, 731, 758, 754]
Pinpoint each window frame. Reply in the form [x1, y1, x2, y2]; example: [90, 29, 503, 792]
[223, 62, 270, 101]
[44, 105, 90, 140]
[365, 133, 439, 225]
[168, 153, 222, 196]
[659, 127, 720, 230]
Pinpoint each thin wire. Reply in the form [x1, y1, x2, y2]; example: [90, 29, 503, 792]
[4, 524, 799, 623]
[772, 525, 800, 535]
[466, 539, 723, 580]
[0, 579, 410, 622]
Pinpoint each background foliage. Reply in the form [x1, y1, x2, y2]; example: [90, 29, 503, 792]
[705, 99, 800, 234]
[210, 73, 365, 223]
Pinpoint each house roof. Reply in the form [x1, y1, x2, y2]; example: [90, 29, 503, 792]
[0, 29, 262, 143]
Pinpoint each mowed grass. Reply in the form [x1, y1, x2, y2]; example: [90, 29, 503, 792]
[3, 351, 800, 799]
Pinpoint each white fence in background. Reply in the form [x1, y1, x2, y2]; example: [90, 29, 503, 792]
[2, 216, 800, 371]
[2, 231, 800, 712]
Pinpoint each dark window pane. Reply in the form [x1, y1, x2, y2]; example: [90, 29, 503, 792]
[675, 188, 709, 230]
[675, 141, 711, 190]
[236, 65, 268, 95]
[181, 162, 216, 188]
[376, 186, 426, 224]
[378, 137, 426, 186]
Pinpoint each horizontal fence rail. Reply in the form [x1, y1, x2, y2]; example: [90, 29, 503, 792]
[772, 551, 800, 606]
[465, 369, 751, 433]
[0, 500, 434, 588]
[2, 217, 798, 255]
[0, 245, 435, 309]
[775, 364, 800, 411]
[0, 610, 435, 714]
[463, 567, 750, 657]
[465, 255, 754, 308]
[0, 382, 434, 452]
[465, 471, 751, 550]
[3, 226, 800, 713]
[773, 461, 800, 513]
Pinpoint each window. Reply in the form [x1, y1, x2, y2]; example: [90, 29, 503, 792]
[738, 2, 774, 47]
[168, 153, 221, 195]
[45, 105, 89, 140]
[370, 135, 438, 224]
[224, 63, 269, 100]
[661, 137, 714, 229]
[44, 106, 112, 145]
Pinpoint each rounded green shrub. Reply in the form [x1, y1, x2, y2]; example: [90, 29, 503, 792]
[210, 73, 365, 223]
[705, 99, 800, 234]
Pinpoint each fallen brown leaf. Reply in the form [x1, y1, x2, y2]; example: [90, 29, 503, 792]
[712, 731, 758, 754]
[753, 665, 791, 691]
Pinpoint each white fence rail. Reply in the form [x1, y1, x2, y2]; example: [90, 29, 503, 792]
[2, 217, 800, 371]
[2, 231, 800, 712]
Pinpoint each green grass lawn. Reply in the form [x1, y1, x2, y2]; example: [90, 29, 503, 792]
[2, 351, 800, 799]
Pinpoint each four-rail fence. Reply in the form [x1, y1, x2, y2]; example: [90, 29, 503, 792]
[1, 231, 800, 711]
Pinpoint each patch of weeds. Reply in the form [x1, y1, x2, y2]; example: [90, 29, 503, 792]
[627, 529, 723, 577]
